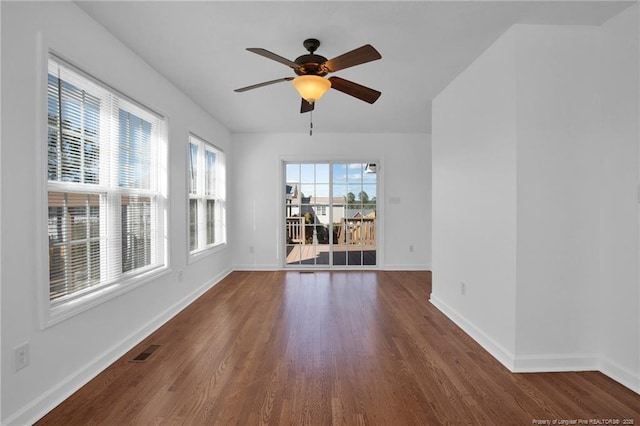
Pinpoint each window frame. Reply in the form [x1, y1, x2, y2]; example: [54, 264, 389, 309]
[38, 52, 169, 328]
[187, 133, 226, 260]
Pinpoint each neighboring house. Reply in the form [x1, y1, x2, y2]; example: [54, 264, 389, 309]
[285, 183, 299, 217]
[345, 208, 376, 219]
[308, 196, 347, 225]
[286, 182, 347, 226]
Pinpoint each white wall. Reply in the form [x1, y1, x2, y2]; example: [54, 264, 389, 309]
[598, 4, 640, 390]
[231, 132, 431, 271]
[431, 28, 518, 366]
[514, 25, 602, 368]
[432, 5, 640, 393]
[1, 2, 233, 424]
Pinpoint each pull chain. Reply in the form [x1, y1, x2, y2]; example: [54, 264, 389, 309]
[309, 109, 313, 136]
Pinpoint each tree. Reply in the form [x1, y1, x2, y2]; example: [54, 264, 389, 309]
[358, 191, 369, 204]
[303, 212, 313, 224]
[346, 192, 356, 204]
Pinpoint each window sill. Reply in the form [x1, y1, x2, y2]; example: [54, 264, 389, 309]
[188, 242, 227, 264]
[42, 266, 170, 329]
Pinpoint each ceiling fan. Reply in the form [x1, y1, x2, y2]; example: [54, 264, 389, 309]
[234, 38, 382, 113]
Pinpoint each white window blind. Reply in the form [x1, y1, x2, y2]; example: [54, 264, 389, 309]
[188, 134, 225, 254]
[47, 54, 167, 306]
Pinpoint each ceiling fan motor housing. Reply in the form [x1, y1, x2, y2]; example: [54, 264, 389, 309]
[294, 54, 329, 76]
[295, 38, 329, 76]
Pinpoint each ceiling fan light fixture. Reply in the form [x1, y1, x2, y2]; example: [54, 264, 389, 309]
[291, 75, 331, 103]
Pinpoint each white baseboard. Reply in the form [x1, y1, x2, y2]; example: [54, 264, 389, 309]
[512, 353, 599, 372]
[430, 294, 640, 396]
[431, 294, 601, 373]
[233, 264, 280, 271]
[4, 267, 232, 426]
[429, 294, 516, 370]
[383, 264, 431, 271]
[599, 356, 640, 395]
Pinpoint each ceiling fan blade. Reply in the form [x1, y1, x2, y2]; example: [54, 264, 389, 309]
[300, 98, 314, 114]
[328, 77, 381, 104]
[323, 45, 381, 73]
[234, 77, 294, 93]
[246, 48, 300, 70]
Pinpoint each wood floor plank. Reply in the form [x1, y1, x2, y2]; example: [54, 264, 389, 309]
[36, 271, 640, 425]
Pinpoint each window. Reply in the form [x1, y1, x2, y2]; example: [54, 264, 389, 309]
[45, 54, 167, 322]
[188, 134, 225, 255]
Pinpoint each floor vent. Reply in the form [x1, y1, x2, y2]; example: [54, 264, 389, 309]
[299, 271, 315, 274]
[131, 344, 161, 362]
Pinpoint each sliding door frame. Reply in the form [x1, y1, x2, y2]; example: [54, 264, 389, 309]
[280, 158, 384, 270]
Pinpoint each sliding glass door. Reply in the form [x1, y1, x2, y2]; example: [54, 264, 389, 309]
[285, 162, 377, 268]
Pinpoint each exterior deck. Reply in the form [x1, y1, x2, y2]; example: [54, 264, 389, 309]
[286, 244, 376, 266]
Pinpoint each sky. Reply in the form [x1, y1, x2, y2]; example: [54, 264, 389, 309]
[286, 162, 376, 200]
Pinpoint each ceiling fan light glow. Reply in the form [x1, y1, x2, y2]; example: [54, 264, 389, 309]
[291, 75, 331, 103]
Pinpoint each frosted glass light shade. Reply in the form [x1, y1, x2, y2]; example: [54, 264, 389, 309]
[291, 75, 331, 103]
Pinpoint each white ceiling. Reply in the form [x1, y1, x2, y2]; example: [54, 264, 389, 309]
[76, 1, 633, 134]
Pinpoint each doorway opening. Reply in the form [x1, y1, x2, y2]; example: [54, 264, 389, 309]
[285, 162, 377, 268]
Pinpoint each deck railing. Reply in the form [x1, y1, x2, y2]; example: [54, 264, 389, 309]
[288, 216, 376, 246]
[338, 218, 376, 245]
[286, 217, 305, 243]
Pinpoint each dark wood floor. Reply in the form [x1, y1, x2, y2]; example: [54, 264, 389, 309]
[38, 271, 640, 425]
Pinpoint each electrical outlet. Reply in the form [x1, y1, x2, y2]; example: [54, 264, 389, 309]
[409, 245, 414, 253]
[177, 270, 183, 283]
[249, 246, 255, 254]
[14, 342, 30, 372]
[460, 282, 466, 296]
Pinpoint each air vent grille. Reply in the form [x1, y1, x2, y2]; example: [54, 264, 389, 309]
[131, 344, 161, 362]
